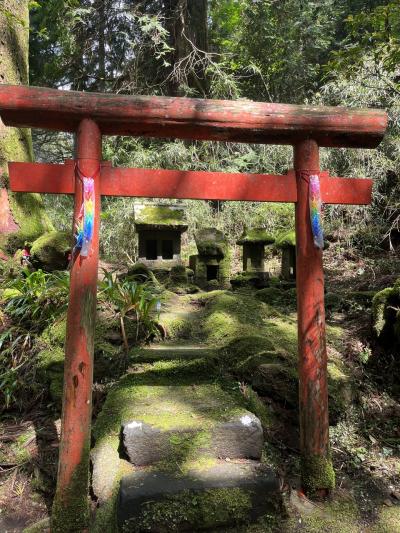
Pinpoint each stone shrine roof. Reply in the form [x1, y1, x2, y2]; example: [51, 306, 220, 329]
[134, 204, 188, 232]
[237, 228, 275, 245]
[195, 228, 228, 257]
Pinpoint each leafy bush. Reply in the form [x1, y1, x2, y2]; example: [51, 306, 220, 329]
[2, 269, 69, 329]
[98, 270, 161, 359]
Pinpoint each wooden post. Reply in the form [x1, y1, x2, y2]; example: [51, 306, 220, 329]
[52, 119, 102, 531]
[294, 139, 335, 495]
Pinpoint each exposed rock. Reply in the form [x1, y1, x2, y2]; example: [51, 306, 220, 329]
[30, 231, 71, 271]
[91, 440, 133, 504]
[122, 412, 263, 466]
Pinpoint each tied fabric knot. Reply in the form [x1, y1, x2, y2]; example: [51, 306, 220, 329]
[309, 174, 324, 249]
[73, 165, 97, 258]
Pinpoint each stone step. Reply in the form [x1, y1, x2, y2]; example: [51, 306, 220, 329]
[117, 461, 281, 532]
[133, 344, 213, 362]
[122, 409, 263, 466]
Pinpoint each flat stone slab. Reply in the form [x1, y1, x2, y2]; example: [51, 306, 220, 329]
[118, 461, 281, 531]
[133, 344, 213, 362]
[122, 411, 263, 466]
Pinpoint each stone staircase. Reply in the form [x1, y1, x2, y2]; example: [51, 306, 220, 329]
[91, 343, 281, 531]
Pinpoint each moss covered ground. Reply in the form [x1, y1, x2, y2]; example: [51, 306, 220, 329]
[1, 250, 399, 532]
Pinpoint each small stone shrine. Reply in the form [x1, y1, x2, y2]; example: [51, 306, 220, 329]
[190, 228, 230, 288]
[134, 204, 188, 269]
[275, 230, 296, 281]
[237, 228, 275, 275]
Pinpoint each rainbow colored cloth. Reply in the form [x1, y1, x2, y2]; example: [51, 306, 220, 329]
[74, 176, 95, 258]
[309, 174, 324, 249]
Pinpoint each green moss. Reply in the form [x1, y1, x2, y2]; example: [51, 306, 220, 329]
[30, 231, 71, 271]
[237, 228, 275, 245]
[293, 497, 361, 533]
[241, 384, 274, 427]
[5, 192, 54, 253]
[22, 518, 51, 533]
[125, 262, 152, 281]
[195, 228, 228, 257]
[41, 318, 67, 347]
[275, 230, 296, 249]
[36, 346, 64, 402]
[301, 453, 335, 495]
[51, 443, 91, 532]
[160, 312, 194, 339]
[134, 205, 187, 227]
[90, 458, 132, 533]
[256, 287, 296, 307]
[169, 264, 188, 284]
[371, 506, 400, 533]
[218, 336, 275, 369]
[92, 360, 247, 444]
[372, 287, 394, 337]
[122, 487, 253, 532]
[230, 272, 260, 288]
[157, 431, 214, 474]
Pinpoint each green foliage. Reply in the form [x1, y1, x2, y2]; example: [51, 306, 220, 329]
[0, 327, 38, 411]
[98, 270, 161, 357]
[329, 2, 400, 77]
[2, 269, 69, 329]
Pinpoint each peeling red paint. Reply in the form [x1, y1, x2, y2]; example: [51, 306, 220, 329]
[0, 85, 387, 147]
[0, 188, 19, 233]
[8, 162, 373, 205]
[295, 140, 331, 489]
[53, 120, 101, 516]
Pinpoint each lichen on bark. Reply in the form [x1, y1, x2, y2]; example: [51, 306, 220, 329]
[0, 1, 53, 254]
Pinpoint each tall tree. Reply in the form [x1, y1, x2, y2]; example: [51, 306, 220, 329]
[0, 0, 52, 254]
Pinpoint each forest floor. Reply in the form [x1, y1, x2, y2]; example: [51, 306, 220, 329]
[0, 247, 399, 532]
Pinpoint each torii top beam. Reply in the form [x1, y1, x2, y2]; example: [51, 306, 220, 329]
[0, 85, 387, 148]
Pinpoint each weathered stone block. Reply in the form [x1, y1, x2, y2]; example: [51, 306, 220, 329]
[118, 462, 281, 531]
[91, 440, 133, 504]
[122, 412, 263, 466]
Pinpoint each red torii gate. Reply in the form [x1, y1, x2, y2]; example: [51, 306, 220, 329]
[0, 85, 387, 530]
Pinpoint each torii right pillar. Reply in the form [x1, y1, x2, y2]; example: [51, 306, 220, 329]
[294, 139, 334, 495]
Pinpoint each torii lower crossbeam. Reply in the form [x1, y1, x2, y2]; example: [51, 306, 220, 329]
[9, 160, 372, 204]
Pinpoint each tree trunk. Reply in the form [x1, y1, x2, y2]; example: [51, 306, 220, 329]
[0, 0, 53, 254]
[96, 0, 106, 92]
[166, 0, 209, 96]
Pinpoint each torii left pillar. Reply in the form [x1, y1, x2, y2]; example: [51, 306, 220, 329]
[51, 119, 101, 532]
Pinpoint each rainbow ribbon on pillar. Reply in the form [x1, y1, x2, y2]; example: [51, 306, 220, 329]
[74, 172, 95, 258]
[309, 174, 324, 249]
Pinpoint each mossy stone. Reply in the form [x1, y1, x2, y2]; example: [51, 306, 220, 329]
[195, 228, 228, 257]
[275, 230, 296, 249]
[256, 287, 296, 307]
[122, 487, 253, 532]
[237, 228, 275, 245]
[169, 264, 188, 284]
[372, 286, 397, 339]
[125, 262, 152, 281]
[30, 231, 71, 271]
[134, 205, 187, 228]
